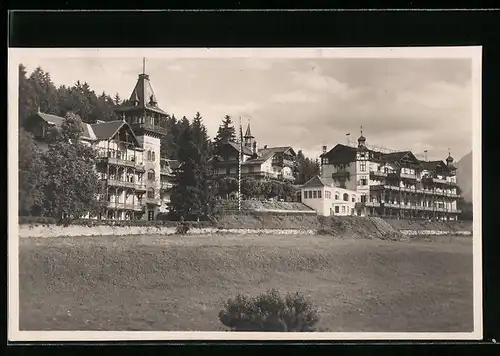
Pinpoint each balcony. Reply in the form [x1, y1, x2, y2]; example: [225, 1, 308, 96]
[135, 183, 147, 192]
[145, 196, 161, 206]
[332, 171, 350, 179]
[400, 173, 417, 180]
[106, 202, 144, 211]
[161, 181, 173, 190]
[160, 167, 173, 176]
[129, 122, 167, 136]
[369, 170, 388, 178]
[98, 156, 144, 171]
[107, 179, 136, 189]
[432, 178, 448, 184]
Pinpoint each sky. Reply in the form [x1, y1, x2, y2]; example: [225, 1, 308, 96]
[17, 54, 473, 162]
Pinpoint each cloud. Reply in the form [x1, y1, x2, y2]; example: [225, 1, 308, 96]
[16, 54, 473, 162]
[271, 90, 321, 104]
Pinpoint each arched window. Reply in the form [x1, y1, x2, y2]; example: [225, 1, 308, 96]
[152, 151, 156, 161]
[148, 169, 155, 181]
[335, 192, 340, 200]
[343, 193, 349, 201]
[147, 188, 155, 199]
[147, 150, 152, 161]
[352, 195, 356, 202]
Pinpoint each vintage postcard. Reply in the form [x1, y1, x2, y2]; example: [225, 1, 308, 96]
[8, 47, 482, 341]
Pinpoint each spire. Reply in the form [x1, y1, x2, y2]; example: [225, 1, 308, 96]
[446, 148, 454, 165]
[122, 58, 166, 114]
[244, 119, 253, 138]
[357, 125, 366, 148]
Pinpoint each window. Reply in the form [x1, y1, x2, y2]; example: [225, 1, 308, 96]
[152, 151, 156, 161]
[361, 195, 367, 203]
[335, 192, 339, 200]
[335, 206, 339, 214]
[360, 161, 366, 172]
[342, 206, 346, 213]
[343, 193, 349, 201]
[226, 167, 231, 175]
[148, 169, 155, 181]
[147, 188, 155, 199]
[313, 191, 317, 199]
[322, 158, 328, 164]
[303, 191, 307, 200]
[325, 191, 331, 199]
[360, 177, 368, 185]
[352, 196, 356, 202]
[351, 208, 354, 215]
[318, 190, 322, 199]
[147, 150, 152, 161]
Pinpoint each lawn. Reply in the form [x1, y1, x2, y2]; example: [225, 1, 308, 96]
[18, 234, 474, 332]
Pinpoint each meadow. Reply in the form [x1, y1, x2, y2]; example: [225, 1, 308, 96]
[19, 233, 473, 332]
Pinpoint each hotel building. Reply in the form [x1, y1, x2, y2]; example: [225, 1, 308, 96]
[212, 123, 297, 182]
[24, 69, 177, 221]
[313, 132, 461, 220]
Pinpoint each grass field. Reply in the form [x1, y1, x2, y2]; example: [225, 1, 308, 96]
[19, 234, 474, 332]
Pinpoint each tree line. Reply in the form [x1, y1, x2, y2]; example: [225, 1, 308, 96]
[18, 64, 320, 222]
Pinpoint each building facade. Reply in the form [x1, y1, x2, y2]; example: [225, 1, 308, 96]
[318, 132, 461, 220]
[301, 176, 359, 216]
[212, 123, 297, 182]
[24, 69, 178, 221]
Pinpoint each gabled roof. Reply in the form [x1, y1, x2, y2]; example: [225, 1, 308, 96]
[222, 140, 254, 156]
[90, 120, 140, 146]
[419, 160, 448, 171]
[382, 151, 411, 162]
[259, 146, 296, 156]
[166, 159, 181, 170]
[115, 73, 168, 116]
[301, 175, 336, 188]
[321, 144, 358, 164]
[27, 112, 94, 140]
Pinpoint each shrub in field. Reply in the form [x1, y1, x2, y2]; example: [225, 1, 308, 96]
[176, 222, 191, 235]
[219, 289, 320, 332]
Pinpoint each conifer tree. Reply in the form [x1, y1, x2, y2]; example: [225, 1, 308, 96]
[214, 115, 237, 152]
[18, 128, 47, 216]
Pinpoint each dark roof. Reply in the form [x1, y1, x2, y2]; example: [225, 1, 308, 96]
[321, 144, 357, 164]
[90, 120, 141, 147]
[90, 121, 127, 140]
[301, 176, 339, 188]
[244, 123, 253, 138]
[115, 73, 168, 116]
[30, 112, 94, 140]
[382, 151, 412, 162]
[224, 141, 254, 156]
[419, 160, 447, 171]
[167, 159, 181, 170]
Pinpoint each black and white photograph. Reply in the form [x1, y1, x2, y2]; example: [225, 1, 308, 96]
[8, 47, 482, 341]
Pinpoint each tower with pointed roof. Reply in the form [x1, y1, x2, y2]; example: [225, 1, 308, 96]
[115, 58, 168, 221]
[243, 121, 255, 150]
[355, 126, 370, 202]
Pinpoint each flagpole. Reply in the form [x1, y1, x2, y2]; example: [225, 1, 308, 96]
[238, 116, 242, 212]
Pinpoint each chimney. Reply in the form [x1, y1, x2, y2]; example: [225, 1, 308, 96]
[264, 145, 268, 149]
[322, 145, 327, 154]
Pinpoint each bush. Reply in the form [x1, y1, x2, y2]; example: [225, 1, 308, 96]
[176, 222, 191, 235]
[218, 289, 320, 332]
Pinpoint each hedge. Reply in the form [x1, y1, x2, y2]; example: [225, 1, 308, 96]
[18, 216, 216, 228]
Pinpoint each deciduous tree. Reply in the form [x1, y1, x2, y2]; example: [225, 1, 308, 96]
[41, 113, 105, 221]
